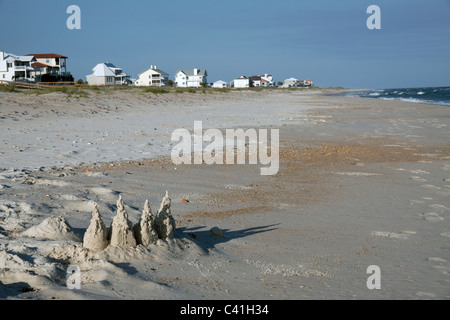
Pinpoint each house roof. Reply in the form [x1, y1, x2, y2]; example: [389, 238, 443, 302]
[153, 69, 168, 75]
[176, 69, 207, 76]
[214, 80, 228, 84]
[31, 62, 50, 68]
[104, 62, 118, 69]
[26, 53, 68, 59]
[139, 67, 169, 76]
[92, 63, 116, 77]
[4, 52, 36, 63]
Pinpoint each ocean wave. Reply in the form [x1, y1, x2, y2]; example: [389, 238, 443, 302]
[339, 87, 450, 107]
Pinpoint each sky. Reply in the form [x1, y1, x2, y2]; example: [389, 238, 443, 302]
[1, 0, 449, 89]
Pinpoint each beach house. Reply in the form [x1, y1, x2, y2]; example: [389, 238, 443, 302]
[26, 53, 73, 82]
[212, 80, 228, 88]
[232, 76, 251, 88]
[135, 65, 169, 87]
[86, 62, 130, 85]
[0, 51, 36, 83]
[249, 74, 274, 87]
[283, 77, 299, 87]
[174, 68, 208, 87]
[300, 80, 314, 87]
[282, 78, 314, 88]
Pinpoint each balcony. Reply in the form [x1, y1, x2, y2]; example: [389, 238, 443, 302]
[13, 66, 27, 71]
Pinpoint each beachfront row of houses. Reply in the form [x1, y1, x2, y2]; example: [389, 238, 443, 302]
[0, 50, 313, 88]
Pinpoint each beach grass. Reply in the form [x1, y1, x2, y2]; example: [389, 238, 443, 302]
[0, 83, 322, 98]
[0, 84, 19, 92]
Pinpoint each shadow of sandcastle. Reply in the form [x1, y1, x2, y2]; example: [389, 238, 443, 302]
[177, 224, 280, 252]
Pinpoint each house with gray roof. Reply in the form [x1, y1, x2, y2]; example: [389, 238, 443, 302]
[135, 65, 169, 87]
[174, 68, 208, 88]
[86, 62, 130, 85]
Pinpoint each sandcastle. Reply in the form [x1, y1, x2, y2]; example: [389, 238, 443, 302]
[134, 200, 159, 246]
[108, 195, 137, 248]
[83, 191, 176, 251]
[82, 202, 108, 251]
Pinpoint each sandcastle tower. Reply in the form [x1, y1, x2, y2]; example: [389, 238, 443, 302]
[134, 200, 159, 246]
[154, 191, 176, 240]
[83, 202, 109, 251]
[109, 195, 137, 247]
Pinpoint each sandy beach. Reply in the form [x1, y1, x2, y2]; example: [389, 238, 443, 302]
[0, 87, 449, 300]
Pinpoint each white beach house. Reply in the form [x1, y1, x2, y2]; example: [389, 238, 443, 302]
[0, 51, 36, 83]
[86, 62, 130, 85]
[232, 76, 251, 88]
[282, 78, 314, 88]
[135, 65, 169, 87]
[174, 68, 208, 87]
[212, 80, 228, 88]
[283, 77, 299, 87]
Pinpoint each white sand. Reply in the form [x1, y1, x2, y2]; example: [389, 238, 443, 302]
[0, 89, 449, 300]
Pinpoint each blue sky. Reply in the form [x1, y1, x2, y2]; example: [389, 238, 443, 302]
[1, 0, 449, 89]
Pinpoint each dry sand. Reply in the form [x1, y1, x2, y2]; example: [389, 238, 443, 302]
[0, 88, 449, 300]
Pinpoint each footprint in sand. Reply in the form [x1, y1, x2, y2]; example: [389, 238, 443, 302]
[371, 231, 414, 240]
[421, 184, 442, 190]
[396, 168, 430, 175]
[433, 265, 450, 275]
[429, 204, 450, 212]
[411, 176, 427, 182]
[419, 212, 444, 222]
[427, 257, 447, 263]
[409, 197, 433, 205]
[416, 292, 436, 298]
[427, 258, 450, 276]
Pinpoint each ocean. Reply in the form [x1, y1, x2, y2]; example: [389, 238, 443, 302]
[339, 86, 450, 106]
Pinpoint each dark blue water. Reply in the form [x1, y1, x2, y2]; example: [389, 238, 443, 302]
[340, 87, 450, 106]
